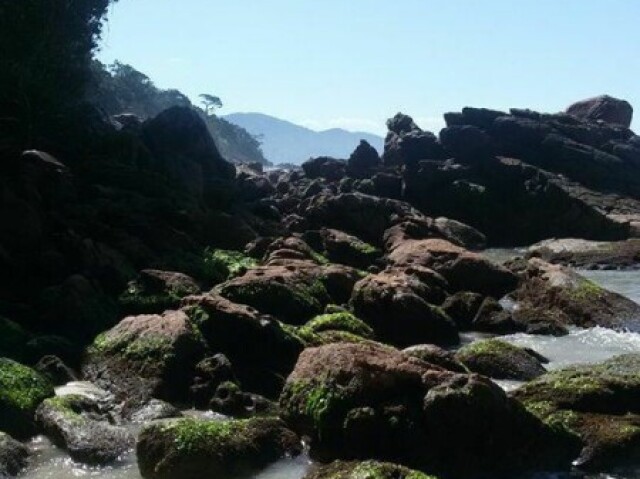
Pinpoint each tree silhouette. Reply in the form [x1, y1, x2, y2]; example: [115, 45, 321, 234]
[199, 94, 223, 116]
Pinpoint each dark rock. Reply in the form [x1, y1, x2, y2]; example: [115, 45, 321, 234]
[34, 355, 77, 386]
[432, 217, 486, 250]
[386, 113, 420, 135]
[528, 238, 640, 270]
[35, 394, 133, 465]
[141, 106, 235, 206]
[189, 354, 237, 408]
[180, 293, 304, 397]
[347, 140, 381, 178]
[441, 291, 484, 330]
[455, 339, 546, 381]
[306, 228, 381, 269]
[280, 342, 578, 477]
[439, 125, 494, 161]
[302, 157, 347, 182]
[508, 258, 640, 330]
[136, 417, 301, 479]
[0, 433, 29, 477]
[209, 381, 277, 418]
[566, 95, 633, 128]
[350, 269, 458, 347]
[402, 344, 468, 373]
[303, 460, 437, 479]
[372, 172, 403, 199]
[0, 358, 54, 439]
[119, 269, 201, 315]
[472, 297, 525, 334]
[82, 310, 207, 409]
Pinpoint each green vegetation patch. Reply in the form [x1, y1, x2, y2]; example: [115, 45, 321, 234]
[0, 358, 54, 412]
[204, 249, 258, 284]
[302, 312, 374, 339]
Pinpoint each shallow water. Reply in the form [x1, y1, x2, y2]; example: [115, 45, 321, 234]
[18, 256, 640, 479]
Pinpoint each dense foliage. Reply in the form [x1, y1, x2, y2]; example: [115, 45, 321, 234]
[88, 61, 268, 164]
[0, 0, 115, 147]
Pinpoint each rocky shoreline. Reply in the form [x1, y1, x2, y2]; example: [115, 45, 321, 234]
[3, 95, 640, 478]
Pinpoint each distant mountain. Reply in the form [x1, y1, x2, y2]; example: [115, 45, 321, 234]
[224, 112, 384, 165]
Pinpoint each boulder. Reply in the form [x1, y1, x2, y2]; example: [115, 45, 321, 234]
[136, 417, 301, 479]
[34, 355, 77, 386]
[209, 381, 277, 418]
[471, 297, 525, 334]
[347, 140, 381, 178]
[0, 433, 29, 477]
[386, 238, 517, 298]
[508, 258, 640, 331]
[441, 291, 484, 330]
[119, 269, 201, 315]
[280, 342, 578, 477]
[304, 228, 381, 269]
[141, 106, 235, 205]
[302, 157, 347, 181]
[527, 238, 640, 270]
[82, 310, 207, 409]
[566, 95, 633, 128]
[189, 354, 237, 408]
[512, 354, 640, 471]
[181, 293, 304, 397]
[455, 339, 546, 381]
[402, 344, 468, 373]
[35, 395, 133, 465]
[0, 358, 54, 439]
[350, 269, 458, 347]
[439, 125, 494, 161]
[304, 460, 438, 479]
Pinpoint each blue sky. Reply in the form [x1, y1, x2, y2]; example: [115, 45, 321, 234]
[99, 0, 639, 135]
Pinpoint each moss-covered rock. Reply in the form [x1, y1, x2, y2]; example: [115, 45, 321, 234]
[203, 248, 258, 284]
[350, 269, 458, 347]
[216, 263, 331, 324]
[136, 417, 301, 479]
[0, 432, 30, 477]
[35, 394, 133, 465]
[280, 342, 577, 477]
[82, 310, 206, 409]
[512, 354, 640, 471]
[508, 258, 640, 330]
[0, 358, 54, 439]
[304, 460, 438, 479]
[455, 339, 546, 381]
[402, 344, 468, 373]
[301, 312, 374, 340]
[119, 269, 200, 315]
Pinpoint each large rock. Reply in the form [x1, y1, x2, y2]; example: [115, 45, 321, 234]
[528, 238, 640, 270]
[304, 228, 381, 269]
[0, 358, 54, 439]
[386, 238, 517, 298]
[508, 258, 640, 331]
[350, 269, 458, 347]
[302, 157, 347, 181]
[566, 95, 633, 128]
[455, 339, 546, 381]
[304, 460, 438, 479]
[35, 394, 133, 465]
[512, 354, 640, 471]
[119, 269, 201, 315]
[141, 106, 235, 205]
[136, 417, 301, 479]
[0, 433, 29, 477]
[181, 293, 304, 397]
[347, 140, 381, 178]
[280, 342, 577, 477]
[82, 310, 206, 409]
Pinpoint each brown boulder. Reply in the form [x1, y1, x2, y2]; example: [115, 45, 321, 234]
[566, 95, 633, 128]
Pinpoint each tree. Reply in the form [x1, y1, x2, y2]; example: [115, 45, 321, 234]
[0, 0, 116, 146]
[199, 94, 223, 116]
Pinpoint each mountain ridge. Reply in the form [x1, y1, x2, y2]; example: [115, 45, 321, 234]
[224, 112, 384, 165]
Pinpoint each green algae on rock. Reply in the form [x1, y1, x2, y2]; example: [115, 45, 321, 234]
[512, 354, 640, 471]
[0, 358, 54, 439]
[455, 339, 546, 381]
[136, 417, 301, 479]
[303, 460, 438, 479]
[203, 248, 258, 284]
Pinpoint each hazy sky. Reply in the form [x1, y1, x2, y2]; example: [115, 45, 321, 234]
[99, 0, 640, 135]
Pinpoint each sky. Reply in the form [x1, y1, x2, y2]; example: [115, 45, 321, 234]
[99, 0, 640, 136]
